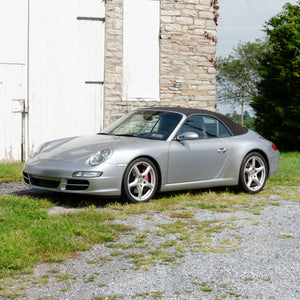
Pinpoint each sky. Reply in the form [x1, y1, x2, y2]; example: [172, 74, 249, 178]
[215, 0, 298, 114]
[216, 0, 299, 57]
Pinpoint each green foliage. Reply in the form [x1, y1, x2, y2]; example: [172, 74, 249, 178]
[217, 40, 267, 125]
[251, 1, 300, 151]
[0, 162, 24, 183]
[225, 110, 255, 130]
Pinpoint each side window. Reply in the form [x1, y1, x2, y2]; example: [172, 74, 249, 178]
[218, 121, 231, 137]
[202, 116, 231, 138]
[179, 115, 207, 139]
[180, 115, 231, 139]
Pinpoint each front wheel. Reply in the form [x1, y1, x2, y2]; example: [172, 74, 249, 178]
[239, 152, 268, 194]
[122, 158, 158, 203]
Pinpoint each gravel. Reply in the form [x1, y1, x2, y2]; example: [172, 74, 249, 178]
[1, 182, 299, 300]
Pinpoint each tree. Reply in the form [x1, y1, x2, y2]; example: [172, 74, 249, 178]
[225, 110, 255, 130]
[216, 40, 266, 126]
[251, 1, 300, 151]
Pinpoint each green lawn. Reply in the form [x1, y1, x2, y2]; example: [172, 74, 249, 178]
[0, 152, 298, 278]
[0, 162, 24, 183]
[268, 152, 300, 187]
[0, 195, 131, 278]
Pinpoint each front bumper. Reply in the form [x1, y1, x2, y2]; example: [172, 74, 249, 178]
[23, 161, 124, 196]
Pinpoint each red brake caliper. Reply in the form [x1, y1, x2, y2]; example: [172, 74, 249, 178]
[143, 169, 150, 182]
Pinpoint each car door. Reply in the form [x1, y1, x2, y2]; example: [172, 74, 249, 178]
[167, 114, 231, 184]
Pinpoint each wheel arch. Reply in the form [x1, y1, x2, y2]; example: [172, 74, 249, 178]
[122, 155, 162, 192]
[243, 149, 270, 178]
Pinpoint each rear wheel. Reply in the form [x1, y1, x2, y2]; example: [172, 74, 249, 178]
[122, 158, 158, 203]
[239, 152, 267, 193]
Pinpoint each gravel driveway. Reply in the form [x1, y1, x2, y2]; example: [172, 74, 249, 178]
[1, 183, 299, 300]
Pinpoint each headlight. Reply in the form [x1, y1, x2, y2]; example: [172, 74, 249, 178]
[89, 149, 113, 166]
[30, 142, 49, 159]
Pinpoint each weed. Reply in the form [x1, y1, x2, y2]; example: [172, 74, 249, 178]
[277, 234, 294, 239]
[31, 275, 49, 286]
[0, 289, 25, 298]
[151, 290, 164, 298]
[84, 276, 96, 283]
[199, 282, 213, 293]
[244, 277, 254, 281]
[111, 251, 122, 257]
[86, 256, 113, 264]
[134, 232, 148, 244]
[262, 277, 271, 281]
[95, 296, 119, 300]
[158, 239, 177, 249]
[50, 267, 60, 274]
[55, 273, 77, 283]
[167, 209, 195, 219]
[133, 292, 150, 298]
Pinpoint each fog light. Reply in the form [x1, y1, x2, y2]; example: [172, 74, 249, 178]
[72, 171, 103, 178]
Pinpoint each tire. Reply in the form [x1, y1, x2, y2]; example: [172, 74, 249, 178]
[239, 152, 268, 194]
[122, 158, 158, 203]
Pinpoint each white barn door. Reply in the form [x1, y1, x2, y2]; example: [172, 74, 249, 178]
[28, 0, 105, 153]
[0, 0, 27, 161]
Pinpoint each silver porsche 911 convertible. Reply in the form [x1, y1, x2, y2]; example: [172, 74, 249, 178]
[23, 107, 280, 203]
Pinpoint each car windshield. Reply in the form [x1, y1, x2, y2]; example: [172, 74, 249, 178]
[101, 110, 183, 140]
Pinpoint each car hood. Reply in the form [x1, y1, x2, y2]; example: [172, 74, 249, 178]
[37, 134, 158, 161]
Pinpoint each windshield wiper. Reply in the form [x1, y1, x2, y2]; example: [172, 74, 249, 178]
[114, 134, 136, 137]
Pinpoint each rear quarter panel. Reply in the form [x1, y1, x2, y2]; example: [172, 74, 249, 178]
[221, 131, 278, 184]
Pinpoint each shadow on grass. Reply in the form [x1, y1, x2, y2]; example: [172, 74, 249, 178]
[13, 187, 120, 209]
[11, 184, 238, 211]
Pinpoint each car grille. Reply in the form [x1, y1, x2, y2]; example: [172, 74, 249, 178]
[66, 179, 89, 191]
[23, 172, 30, 185]
[23, 173, 60, 189]
[23, 173, 90, 191]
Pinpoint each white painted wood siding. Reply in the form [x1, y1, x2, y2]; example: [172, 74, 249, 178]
[0, 0, 27, 160]
[0, 65, 26, 160]
[28, 0, 105, 154]
[123, 0, 160, 101]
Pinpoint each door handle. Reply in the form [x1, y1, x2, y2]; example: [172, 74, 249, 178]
[217, 147, 228, 153]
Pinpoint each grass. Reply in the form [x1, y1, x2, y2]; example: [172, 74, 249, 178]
[0, 195, 132, 278]
[268, 152, 300, 187]
[0, 162, 24, 183]
[0, 152, 298, 279]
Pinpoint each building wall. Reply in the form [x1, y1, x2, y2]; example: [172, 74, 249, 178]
[122, 0, 160, 103]
[0, 0, 218, 160]
[27, 0, 105, 155]
[160, 0, 217, 109]
[104, 0, 218, 126]
[104, 0, 161, 126]
[0, 0, 28, 161]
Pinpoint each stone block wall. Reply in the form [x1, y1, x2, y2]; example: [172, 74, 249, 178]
[104, 0, 218, 126]
[104, 0, 124, 126]
[160, 0, 217, 109]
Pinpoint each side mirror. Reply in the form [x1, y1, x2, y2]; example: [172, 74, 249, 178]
[177, 132, 199, 141]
